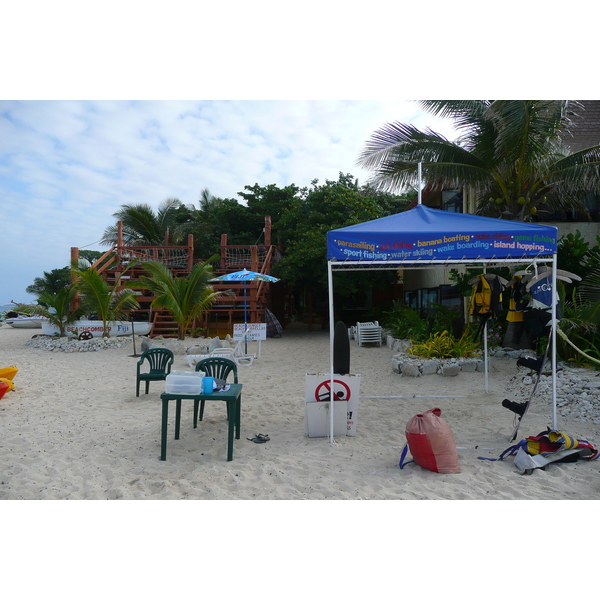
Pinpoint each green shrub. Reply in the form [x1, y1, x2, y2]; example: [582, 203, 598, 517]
[382, 301, 428, 342]
[408, 330, 481, 359]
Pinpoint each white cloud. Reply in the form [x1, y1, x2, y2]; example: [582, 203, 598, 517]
[0, 99, 457, 303]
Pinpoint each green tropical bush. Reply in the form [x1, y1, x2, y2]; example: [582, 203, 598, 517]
[408, 330, 481, 359]
[73, 266, 139, 337]
[381, 301, 428, 342]
[32, 285, 84, 336]
[135, 259, 221, 340]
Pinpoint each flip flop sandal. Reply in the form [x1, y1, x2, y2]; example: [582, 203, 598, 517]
[247, 434, 270, 443]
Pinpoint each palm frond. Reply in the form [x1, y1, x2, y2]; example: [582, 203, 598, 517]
[32, 286, 83, 336]
[418, 100, 490, 134]
[359, 99, 600, 220]
[137, 259, 219, 339]
[73, 266, 139, 336]
[357, 122, 492, 192]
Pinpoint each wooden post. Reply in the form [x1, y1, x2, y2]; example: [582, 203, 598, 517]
[251, 246, 258, 273]
[220, 234, 228, 271]
[264, 215, 271, 247]
[70, 247, 79, 310]
[70, 247, 79, 269]
[117, 221, 123, 254]
[187, 234, 194, 272]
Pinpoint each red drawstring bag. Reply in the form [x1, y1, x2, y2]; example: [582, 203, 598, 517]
[399, 408, 460, 473]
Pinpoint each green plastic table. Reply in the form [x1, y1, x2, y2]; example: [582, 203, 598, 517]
[160, 383, 242, 461]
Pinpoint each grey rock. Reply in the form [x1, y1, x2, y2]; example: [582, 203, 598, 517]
[440, 363, 460, 377]
[421, 359, 440, 375]
[207, 337, 223, 353]
[401, 363, 421, 378]
[459, 359, 478, 372]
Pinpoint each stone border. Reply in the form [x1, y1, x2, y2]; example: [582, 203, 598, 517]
[386, 334, 539, 378]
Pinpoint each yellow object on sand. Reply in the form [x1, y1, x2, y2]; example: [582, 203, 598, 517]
[0, 366, 18, 381]
[0, 377, 14, 391]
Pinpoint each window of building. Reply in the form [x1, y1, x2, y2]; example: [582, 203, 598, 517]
[441, 189, 463, 213]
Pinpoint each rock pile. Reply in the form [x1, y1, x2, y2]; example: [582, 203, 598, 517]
[510, 365, 600, 426]
[388, 335, 533, 378]
[388, 334, 600, 426]
[26, 334, 132, 352]
[24, 334, 236, 356]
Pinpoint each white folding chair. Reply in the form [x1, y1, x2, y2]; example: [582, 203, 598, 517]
[356, 321, 382, 347]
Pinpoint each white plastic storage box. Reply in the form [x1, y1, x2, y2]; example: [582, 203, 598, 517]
[165, 370, 204, 394]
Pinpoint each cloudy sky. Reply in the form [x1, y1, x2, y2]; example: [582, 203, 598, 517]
[2, 2, 588, 307]
[0, 100, 460, 305]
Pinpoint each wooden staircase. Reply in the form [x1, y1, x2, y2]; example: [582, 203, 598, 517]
[150, 311, 179, 338]
[75, 216, 279, 340]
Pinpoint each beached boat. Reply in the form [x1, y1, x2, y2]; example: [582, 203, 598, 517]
[41, 319, 153, 338]
[5, 315, 43, 329]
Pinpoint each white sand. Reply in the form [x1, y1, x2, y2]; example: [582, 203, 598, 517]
[1, 323, 599, 501]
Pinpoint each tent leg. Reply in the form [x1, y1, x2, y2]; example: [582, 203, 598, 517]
[484, 320, 489, 393]
[551, 253, 558, 430]
[483, 265, 488, 393]
[327, 260, 335, 445]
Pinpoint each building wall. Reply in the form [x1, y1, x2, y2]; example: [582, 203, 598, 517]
[551, 221, 600, 245]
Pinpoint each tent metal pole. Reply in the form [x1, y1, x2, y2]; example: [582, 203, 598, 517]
[327, 260, 336, 444]
[551, 253, 558, 429]
[418, 162, 422, 205]
[483, 266, 488, 393]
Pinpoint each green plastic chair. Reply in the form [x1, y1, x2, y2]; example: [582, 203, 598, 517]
[136, 348, 174, 396]
[194, 357, 238, 422]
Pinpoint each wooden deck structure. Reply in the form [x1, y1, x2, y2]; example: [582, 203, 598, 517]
[72, 217, 278, 338]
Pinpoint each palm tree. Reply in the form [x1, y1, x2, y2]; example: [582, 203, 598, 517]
[357, 100, 600, 221]
[135, 259, 221, 340]
[32, 285, 83, 336]
[73, 267, 140, 337]
[26, 266, 71, 297]
[100, 198, 183, 245]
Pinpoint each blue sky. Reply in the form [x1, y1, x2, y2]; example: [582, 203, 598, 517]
[0, 100, 459, 304]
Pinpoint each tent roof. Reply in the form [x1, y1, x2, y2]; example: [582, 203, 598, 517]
[327, 204, 558, 264]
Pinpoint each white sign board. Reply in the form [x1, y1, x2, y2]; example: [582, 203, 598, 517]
[233, 323, 266, 340]
[304, 373, 361, 436]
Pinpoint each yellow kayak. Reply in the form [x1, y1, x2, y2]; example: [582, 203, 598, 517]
[0, 366, 18, 380]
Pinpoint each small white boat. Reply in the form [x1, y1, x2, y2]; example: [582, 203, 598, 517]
[5, 315, 44, 329]
[41, 319, 153, 338]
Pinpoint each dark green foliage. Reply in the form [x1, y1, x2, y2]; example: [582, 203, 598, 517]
[135, 259, 221, 340]
[558, 231, 600, 283]
[73, 266, 140, 337]
[381, 301, 429, 342]
[26, 266, 71, 297]
[32, 285, 84, 336]
[274, 174, 385, 294]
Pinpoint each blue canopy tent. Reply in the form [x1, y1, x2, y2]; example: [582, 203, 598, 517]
[326, 204, 559, 443]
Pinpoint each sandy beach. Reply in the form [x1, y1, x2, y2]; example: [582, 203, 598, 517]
[2, 322, 600, 501]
